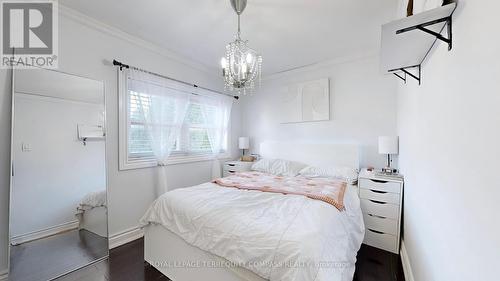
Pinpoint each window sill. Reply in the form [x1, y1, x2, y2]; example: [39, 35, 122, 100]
[119, 152, 232, 171]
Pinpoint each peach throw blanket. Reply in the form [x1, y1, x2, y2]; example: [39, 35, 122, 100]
[213, 171, 347, 211]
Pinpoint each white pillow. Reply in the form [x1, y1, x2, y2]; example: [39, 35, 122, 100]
[251, 158, 273, 173]
[298, 166, 359, 184]
[251, 158, 307, 176]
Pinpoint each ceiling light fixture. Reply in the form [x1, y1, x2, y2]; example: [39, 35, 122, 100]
[221, 0, 262, 95]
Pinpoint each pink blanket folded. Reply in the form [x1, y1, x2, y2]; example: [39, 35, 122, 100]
[213, 171, 347, 211]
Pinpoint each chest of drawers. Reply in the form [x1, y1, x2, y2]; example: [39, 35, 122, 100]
[222, 161, 254, 177]
[358, 169, 404, 254]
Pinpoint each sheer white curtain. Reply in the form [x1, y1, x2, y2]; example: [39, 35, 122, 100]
[197, 90, 233, 179]
[128, 69, 190, 196]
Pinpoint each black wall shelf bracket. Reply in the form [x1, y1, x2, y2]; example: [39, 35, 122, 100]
[396, 16, 453, 51]
[390, 65, 421, 85]
[393, 72, 406, 84]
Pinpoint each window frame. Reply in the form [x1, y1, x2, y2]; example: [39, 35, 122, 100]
[118, 71, 232, 171]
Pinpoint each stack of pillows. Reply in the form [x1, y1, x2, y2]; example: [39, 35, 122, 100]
[250, 158, 359, 185]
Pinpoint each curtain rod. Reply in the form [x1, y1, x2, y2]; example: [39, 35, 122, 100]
[112, 59, 239, 100]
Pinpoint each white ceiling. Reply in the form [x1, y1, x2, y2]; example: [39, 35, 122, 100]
[60, 0, 398, 75]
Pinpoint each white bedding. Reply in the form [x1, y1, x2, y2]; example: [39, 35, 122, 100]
[140, 181, 364, 281]
[76, 190, 106, 214]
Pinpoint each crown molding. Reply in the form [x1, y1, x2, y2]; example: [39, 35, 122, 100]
[58, 4, 379, 84]
[263, 50, 380, 81]
[58, 4, 217, 77]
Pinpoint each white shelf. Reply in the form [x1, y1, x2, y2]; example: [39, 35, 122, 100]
[380, 3, 457, 84]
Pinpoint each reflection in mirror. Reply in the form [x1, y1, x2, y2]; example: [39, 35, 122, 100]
[9, 68, 108, 281]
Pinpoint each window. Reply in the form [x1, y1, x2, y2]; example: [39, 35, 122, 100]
[181, 102, 223, 154]
[119, 71, 231, 170]
[128, 91, 154, 160]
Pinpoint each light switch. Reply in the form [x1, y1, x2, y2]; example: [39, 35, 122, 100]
[21, 143, 32, 152]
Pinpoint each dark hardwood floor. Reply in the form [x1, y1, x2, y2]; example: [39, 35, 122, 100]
[57, 238, 168, 281]
[10, 229, 108, 281]
[57, 238, 405, 281]
[354, 244, 405, 281]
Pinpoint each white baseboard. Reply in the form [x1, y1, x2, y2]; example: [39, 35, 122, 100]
[10, 220, 79, 245]
[0, 269, 8, 281]
[400, 240, 415, 281]
[109, 226, 144, 249]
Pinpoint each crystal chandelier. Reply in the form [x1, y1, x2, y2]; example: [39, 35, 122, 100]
[221, 0, 262, 95]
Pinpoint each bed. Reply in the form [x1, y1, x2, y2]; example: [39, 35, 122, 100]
[76, 190, 108, 237]
[141, 141, 364, 281]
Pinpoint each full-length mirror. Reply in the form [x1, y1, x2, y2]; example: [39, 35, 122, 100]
[9, 68, 108, 281]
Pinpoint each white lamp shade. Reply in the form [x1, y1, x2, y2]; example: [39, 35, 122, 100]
[238, 137, 250, 150]
[378, 136, 399, 155]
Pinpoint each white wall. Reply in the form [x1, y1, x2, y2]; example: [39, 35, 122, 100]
[240, 56, 398, 168]
[397, 1, 500, 280]
[11, 94, 105, 237]
[0, 8, 241, 272]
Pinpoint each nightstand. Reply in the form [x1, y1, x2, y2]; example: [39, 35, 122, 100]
[358, 169, 404, 254]
[223, 160, 254, 177]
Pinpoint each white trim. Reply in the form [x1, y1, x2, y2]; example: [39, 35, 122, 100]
[10, 220, 79, 246]
[117, 69, 138, 170]
[59, 4, 379, 80]
[58, 4, 216, 76]
[121, 155, 232, 171]
[14, 92, 104, 108]
[400, 240, 415, 281]
[58, 4, 381, 80]
[263, 51, 379, 81]
[109, 226, 144, 249]
[166, 154, 231, 166]
[0, 269, 8, 281]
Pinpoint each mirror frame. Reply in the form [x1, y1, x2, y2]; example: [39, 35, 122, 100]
[8, 66, 109, 280]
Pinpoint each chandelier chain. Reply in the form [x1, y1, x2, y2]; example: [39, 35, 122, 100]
[237, 14, 241, 39]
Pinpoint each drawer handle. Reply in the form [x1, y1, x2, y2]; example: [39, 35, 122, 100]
[228, 170, 236, 173]
[368, 229, 385, 235]
[370, 179, 388, 184]
[368, 214, 387, 219]
[370, 189, 388, 194]
[228, 164, 236, 167]
[369, 200, 387, 205]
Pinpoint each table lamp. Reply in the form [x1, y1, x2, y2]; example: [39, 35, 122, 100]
[238, 137, 250, 160]
[378, 136, 399, 173]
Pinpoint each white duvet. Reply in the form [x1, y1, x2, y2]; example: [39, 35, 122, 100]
[140, 181, 364, 281]
[76, 190, 106, 214]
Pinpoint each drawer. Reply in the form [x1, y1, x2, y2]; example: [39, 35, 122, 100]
[223, 164, 243, 172]
[363, 213, 398, 235]
[359, 188, 400, 205]
[360, 199, 399, 220]
[364, 228, 398, 254]
[359, 178, 401, 194]
[224, 162, 254, 171]
[223, 170, 237, 177]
